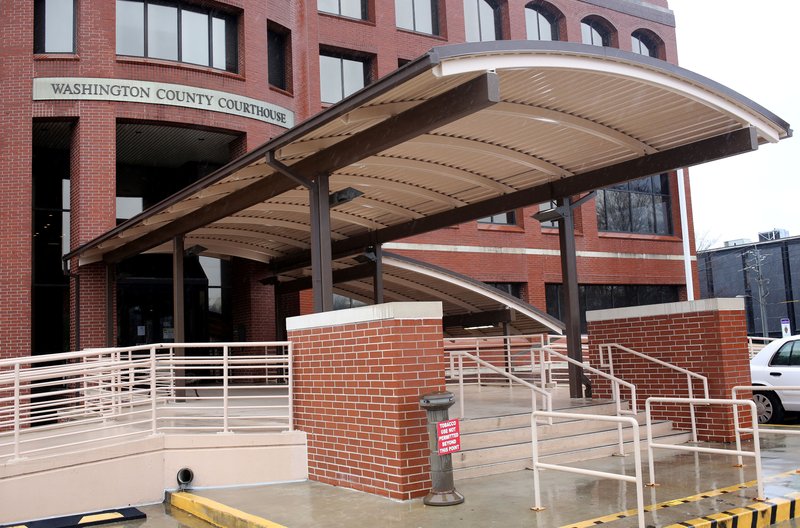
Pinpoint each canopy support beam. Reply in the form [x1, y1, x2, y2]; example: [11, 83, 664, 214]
[99, 72, 500, 265]
[270, 127, 759, 274]
[310, 173, 334, 312]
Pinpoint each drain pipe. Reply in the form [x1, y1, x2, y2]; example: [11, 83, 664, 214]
[62, 259, 80, 351]
[176, 467, 194, 490]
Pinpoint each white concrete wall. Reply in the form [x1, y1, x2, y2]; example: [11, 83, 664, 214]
[0, 431, 307, 524]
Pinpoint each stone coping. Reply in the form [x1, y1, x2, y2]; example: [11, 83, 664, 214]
[286, 302, 443, 331]
[586, 298, 745, 323]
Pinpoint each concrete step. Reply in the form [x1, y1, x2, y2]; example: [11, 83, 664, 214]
[460, 411, 644, 449]
[454, 418, 674, 469]
[459, 401, 625, 434]
[453, 430, 692, 480]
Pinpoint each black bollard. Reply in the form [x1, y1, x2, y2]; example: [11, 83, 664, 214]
[420, 391, 465, 506]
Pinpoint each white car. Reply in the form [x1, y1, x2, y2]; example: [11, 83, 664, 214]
[751, 335, 800, 424]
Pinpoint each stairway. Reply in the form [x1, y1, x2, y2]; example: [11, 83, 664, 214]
[452, 401, 691, 480]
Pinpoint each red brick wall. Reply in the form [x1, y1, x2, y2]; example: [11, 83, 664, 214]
[288, 311, 445, 500]
[231, 259, 276, 342]
[586, 302, 751, 442]
[1, 0, 687, 359]
[0, 0, 34, 359]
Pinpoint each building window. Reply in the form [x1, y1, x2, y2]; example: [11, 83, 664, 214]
[395, 0, 438, 35]
[581, 16, 612, 47]
[34, 0, 75, 53]
[596, 174, 672, 235]
[631, 29, 661, 58]
[115, 0, 238, 73]
[333, 293, 367, 310]
[464, 0, 501, 42]
[486, 282, 523, 299]
[318, 0, 367, 20]
[319, 51, 370, 104]
[546, 283, 679, 332]
[478, 211, 516, 226]
[525, 3, 559, 41]
[268, 23, 291, 92]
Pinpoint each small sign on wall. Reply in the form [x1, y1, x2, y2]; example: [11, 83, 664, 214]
[781, 318, 792, 338]
[437, 419, 461, 455]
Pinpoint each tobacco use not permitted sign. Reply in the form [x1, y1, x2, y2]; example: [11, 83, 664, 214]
[437, 419, 461, 455]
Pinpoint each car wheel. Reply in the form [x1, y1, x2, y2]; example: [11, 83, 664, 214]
[753, 391, 785, 424]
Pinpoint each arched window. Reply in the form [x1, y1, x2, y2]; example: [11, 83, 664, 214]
[525, 3, 560, 41]
[631, 29, 662, 58]
[581, 16, 612, 47]
[464, 0, 502, 42]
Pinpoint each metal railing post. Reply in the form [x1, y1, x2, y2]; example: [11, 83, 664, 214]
[531, 411, 645, 528]
[287, 342, 294, 431]
[222, 345, 230, 433]
[458, 353, 465, 419]
[687, 373, 698, 443]
[13, 363, 21, 460]
[150, 346, 158, 435]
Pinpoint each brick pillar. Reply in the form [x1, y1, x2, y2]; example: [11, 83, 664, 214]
[70, 112, 117, 350]
[0, 1, 34, 359]
[586, 298, 750, 442]
[287, 302, 445, 500]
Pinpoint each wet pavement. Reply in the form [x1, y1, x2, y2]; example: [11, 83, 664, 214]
[116, 431, 800, 528]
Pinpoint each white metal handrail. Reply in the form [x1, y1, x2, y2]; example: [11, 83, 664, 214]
[538, 346, 636, 455]
[530, 410, 646, 528]
[747, 336, 777, 359]
[448, 350, 552, 421]
[731, 385, 800, 440]
[0, 341, 292, 462]
[645, 397, 764, 500]
[600, 343, 709, 443]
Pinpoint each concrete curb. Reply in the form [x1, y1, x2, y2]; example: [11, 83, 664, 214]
[663, 492, 799, 528]
[168, 492, 286, 528]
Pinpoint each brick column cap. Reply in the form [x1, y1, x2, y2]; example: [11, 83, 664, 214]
[286, 301, 443, 331]
[586, 298, 745, 323]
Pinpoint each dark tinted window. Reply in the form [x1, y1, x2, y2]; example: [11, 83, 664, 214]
[581, 17, 611, 47]
[478, 211, 517, 226]
[597, 174, 672, 235]
[34, 0, 75, 53]
[464, 0, 501, 42]
[319, 0, 367, 20]
[268, 24, 291, 91]
[525, 4, 558, 41]
[319, 51, 370, 104]
[396, 0, 438, 35]
[631, 30, 660, 58]
[116, 0, 238, 73]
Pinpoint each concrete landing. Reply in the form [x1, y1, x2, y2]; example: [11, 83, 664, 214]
[138, 433, 800, 528]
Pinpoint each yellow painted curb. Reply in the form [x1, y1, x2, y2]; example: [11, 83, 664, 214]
[661, 494, 799, 528]
[169, 492, 287, 528]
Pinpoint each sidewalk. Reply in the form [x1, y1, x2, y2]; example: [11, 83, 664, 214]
[127, 431, 800, 528]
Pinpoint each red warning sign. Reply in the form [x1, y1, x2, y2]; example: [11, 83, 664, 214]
[437, 419, 461, 455]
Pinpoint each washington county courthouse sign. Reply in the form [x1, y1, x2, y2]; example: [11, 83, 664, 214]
[33, 78, 294, 128]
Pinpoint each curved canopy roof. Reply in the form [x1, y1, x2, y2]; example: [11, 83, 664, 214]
[330, 252, 564, 336]
[68, 41, 791, 278]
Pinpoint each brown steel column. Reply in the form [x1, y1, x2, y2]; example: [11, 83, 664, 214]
[557, 198, 584, 399]
[105, 264, 115, 347]
[372, 244, 384, 304]
[309, 174, 333, 312]
[173, 236, 185, 343]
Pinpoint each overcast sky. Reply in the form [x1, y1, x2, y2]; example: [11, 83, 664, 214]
[667, 0, 799, 249]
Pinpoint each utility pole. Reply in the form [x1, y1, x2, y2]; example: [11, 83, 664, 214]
[744, 247, 770, 337]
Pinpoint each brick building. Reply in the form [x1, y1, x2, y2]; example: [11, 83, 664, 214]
[0, 0, 701, 358]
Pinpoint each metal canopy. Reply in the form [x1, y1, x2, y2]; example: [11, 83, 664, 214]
[320, 252, 563, 336]
[67, 41, 791, 277]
